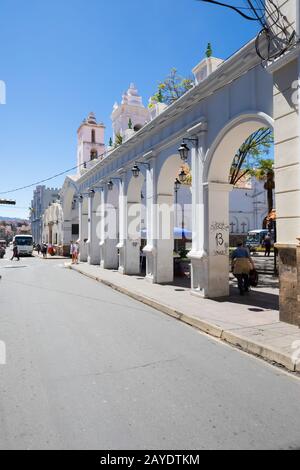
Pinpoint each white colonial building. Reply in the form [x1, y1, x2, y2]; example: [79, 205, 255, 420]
[30, 185, 60, 244]
[42, 202, 63, 247]
[57, 0, 300, 326]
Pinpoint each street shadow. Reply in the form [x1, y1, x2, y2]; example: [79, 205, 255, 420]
[216, 284, 279, 311]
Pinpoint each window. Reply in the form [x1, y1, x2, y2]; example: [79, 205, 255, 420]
[91, 129, 96, 143]
[90, 150, 98, 160]
[72, 224, 79, 236]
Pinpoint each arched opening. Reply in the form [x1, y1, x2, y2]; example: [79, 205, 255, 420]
[88, 190, 101, 265]
[120, 172, 145, 275]
[91, 129, 96, 143]
[203, 112, 276, 300]
[155, 153, 191, 285]
[79, 196, 89, 262]
[100, 183, 119, 269]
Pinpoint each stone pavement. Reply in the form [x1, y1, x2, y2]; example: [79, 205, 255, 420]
[67, 262, 300, 372]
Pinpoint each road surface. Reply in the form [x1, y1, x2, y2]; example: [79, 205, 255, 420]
[0, 252, 300, 450]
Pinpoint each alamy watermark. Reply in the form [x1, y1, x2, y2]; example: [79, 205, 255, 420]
[0, 80, 6, 105]
[0, 340, 6, 365]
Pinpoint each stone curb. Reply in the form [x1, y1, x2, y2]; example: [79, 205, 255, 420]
[68, 264, 297, 373]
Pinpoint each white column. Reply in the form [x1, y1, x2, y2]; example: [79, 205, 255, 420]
[203, 182, 233, 298]
[87, 191, 100, 265]
[188, 132, 207, 293]
[63, 220, 72, 251]
[117, 176, 127, 274]
[78, 196, 88, 262]
[99, 185, 119, 269]
[143, 158, 158, 282]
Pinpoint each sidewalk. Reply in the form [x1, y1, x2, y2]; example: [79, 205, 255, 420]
[33, 252, 69, 260]
[67, 262, 300, 373]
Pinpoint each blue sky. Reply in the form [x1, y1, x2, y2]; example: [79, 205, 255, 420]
[0, 0, 260, 219]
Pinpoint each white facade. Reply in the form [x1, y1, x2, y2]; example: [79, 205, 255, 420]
[42, 202, 63, 246]
[59, 1, 300, 325]
[111, 84, 150, 141]
[30, 185, 60, 244]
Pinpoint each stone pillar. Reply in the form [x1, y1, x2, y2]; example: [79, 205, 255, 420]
[190, 178, 232, 298]
[78, 196, 88, 262]
[99, 186, 119, 269]
[62, 220, 72, 257]
[87, 191, 100, 265]
[277, 243, 299, 325]
[270, 50, 300, 325]
[188, 133, 207, 293]
[117, 177, 127, 274]
[205, 182, 233, 297]
[144, 157, 158, 283]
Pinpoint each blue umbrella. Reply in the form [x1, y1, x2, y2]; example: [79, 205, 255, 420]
[141, 227, 192, 239]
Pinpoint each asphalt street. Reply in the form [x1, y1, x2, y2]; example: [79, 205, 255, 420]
[0, 251, 300, 450]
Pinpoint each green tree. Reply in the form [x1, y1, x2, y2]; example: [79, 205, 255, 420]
[150, 68, 194, 107]
[229, 128, 273, 186]
[114, 133, 123, 147]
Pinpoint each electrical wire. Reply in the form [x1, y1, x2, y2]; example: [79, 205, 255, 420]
[0, 150, 108, 195]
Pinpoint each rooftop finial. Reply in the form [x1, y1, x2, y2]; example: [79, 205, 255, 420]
[206, 43, 213, 58]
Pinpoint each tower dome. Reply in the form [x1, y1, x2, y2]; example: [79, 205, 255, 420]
[86, 112, 97, 125]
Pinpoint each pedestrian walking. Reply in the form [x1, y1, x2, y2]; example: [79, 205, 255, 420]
[70, 241, 76, 264]
[11, 243, 20, 261]
[36, 243, 41, 255]
[74, 242, 79, 264]
[264, 233, 272, 257]
[231, 241, 255, 296]
[41, 243, 48, 259]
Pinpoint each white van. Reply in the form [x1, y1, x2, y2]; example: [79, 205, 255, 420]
[13, 235, 33, 256]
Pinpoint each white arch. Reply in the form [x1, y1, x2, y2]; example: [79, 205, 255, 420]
[205, 111, 274, 183]
[127, 173, 145, 203]
[157, 154, 183, 195]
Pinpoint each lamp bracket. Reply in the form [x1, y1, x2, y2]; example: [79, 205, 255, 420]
[135, 161, 150, 169]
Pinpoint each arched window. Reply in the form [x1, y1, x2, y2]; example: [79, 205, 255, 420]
[91, 129, 96, 143]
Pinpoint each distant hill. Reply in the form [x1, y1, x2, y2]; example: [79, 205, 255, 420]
[0, 216, 29, 223]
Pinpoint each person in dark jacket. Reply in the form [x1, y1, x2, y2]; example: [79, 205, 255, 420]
[264, 233, 272, 257]
[11, 243, 20, 261]
[231, 241, 255, 296]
